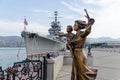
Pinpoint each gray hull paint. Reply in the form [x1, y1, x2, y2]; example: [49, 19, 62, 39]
[22, 31, 64, 55]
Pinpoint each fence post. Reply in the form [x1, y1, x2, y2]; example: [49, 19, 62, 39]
[43, 56, 47, 80]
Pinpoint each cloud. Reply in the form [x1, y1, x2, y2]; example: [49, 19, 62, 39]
[61, 1, 84, 15]
[90, 0, 120, 38]
[61, 1, 96, 20]
[81, 0, 115, 7]
[0, 20, 23, 36]
[63, 15, 78, 19]
[0, 20, 49, 36]
[61, 0, 120, 38]
[27, 22, 49, 35]
[31, 9, 49, 13]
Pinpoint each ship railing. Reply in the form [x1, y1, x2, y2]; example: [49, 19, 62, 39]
[27, 51, 60, 60]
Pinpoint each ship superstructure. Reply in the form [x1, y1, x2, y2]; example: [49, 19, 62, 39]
[48, 11, 62, 36]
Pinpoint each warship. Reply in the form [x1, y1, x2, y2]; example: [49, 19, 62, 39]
[21, 11, 65, 57]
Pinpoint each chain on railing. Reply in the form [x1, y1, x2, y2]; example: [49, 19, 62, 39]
[0, 57, 47, 80]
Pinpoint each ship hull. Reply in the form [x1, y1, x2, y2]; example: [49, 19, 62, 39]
[21, 31, 64, 55]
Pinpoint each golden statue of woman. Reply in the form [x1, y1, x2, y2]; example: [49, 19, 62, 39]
[69, 9, 97, 80]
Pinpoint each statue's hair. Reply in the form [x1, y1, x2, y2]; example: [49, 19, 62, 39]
[75, 20, 86, 29]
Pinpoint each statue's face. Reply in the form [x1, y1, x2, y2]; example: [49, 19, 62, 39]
[74, 23, 80, 31]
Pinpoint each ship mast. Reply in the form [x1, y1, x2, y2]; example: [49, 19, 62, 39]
[48, 11, 62, 36]
[54, 11, 57, 22]
[54, 11, 61, 23]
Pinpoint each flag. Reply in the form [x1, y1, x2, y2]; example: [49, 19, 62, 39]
[24, 18, 28, 26]
[24, 17, 28, 30]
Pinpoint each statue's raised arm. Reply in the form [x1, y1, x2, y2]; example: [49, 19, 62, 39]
[79, 9, 95, 38]
[84, 9, 95, 25]
[84, 9, 90, 20]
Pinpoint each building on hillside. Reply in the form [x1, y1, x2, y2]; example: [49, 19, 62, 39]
[90, 41, 120, 48]
[106, 41, 120, 48]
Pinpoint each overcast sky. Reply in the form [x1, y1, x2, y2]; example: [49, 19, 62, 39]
[0, 0, 120, 38]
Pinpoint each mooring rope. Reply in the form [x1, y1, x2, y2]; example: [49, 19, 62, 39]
[17, 37, 23, 60]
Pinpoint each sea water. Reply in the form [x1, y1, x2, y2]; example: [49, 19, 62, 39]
[0, 47, 26, 70]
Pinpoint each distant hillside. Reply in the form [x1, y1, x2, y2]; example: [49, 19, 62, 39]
[0, 36, 25, 47]
[87, 37, 120, 43]
[0, 36, 120, 47]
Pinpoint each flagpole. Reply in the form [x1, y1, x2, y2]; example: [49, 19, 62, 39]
[24, 25, 26, 31]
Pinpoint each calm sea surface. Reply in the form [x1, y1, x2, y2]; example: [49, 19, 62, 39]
[0, 47, 26, 70]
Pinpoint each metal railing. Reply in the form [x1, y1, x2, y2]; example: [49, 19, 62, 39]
[0, 57, 47, 80]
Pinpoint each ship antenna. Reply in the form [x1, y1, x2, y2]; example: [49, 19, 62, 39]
[49, 11, 62, 21]
[54, 11, 58, 22]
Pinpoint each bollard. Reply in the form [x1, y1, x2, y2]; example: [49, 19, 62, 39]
[88, 53, 93, 66]
[43, 56, 47, 80]
[87, 45, 93, 66]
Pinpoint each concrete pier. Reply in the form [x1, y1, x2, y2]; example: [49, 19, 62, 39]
[56, 48, 120, 80]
